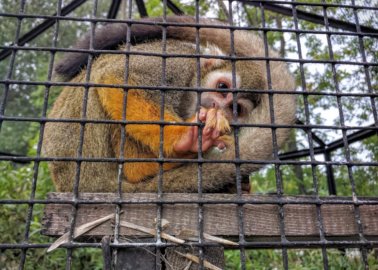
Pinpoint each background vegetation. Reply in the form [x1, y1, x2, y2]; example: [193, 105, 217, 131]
[0, 0, 377, 269]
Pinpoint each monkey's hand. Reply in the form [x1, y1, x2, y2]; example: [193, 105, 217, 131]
[173, 108, 232, 155]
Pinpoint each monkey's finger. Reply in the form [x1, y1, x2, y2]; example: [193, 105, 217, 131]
[210, 129, 220, 140]
[200, 127, 218, 152]
[200, 138, 215, 153]
[198, 107, 207, 122]
[205, 108, 217, 129]
[191, 126, 199, 145]
[203, 126, 213, 136]
[173, 126, 196, 154]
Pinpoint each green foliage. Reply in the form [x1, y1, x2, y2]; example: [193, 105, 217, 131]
[225, 249, 378, 270]
[0, 156, 103, 269]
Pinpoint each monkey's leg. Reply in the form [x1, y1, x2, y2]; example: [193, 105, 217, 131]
[111, 131, 182, 183]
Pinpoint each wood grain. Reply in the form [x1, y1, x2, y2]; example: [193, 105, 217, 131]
[42, 193, 378, 239]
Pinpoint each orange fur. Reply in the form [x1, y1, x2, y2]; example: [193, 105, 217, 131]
[97, 75, 191, 182]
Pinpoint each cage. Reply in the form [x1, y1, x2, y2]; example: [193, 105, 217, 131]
[0, 0, 377, 269]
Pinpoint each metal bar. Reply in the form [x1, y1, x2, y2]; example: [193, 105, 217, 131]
[101, 236, 112, 270]
[164, 0, 184, 15]
[0, 0, 88, 61]
[260, 3, 289, 269]
[326, 124, 377, 152]
[1, 240, 378, 250]
[135, 0, 148, 17]
[107, 0, 121, 19]
[296, 119, 325, 147]
[243, 0, 378, 34]
[324, 151, 337, 195]
[278, 124, 377, 160]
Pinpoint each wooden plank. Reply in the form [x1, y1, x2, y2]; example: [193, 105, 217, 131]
[41, 193, 378, 238]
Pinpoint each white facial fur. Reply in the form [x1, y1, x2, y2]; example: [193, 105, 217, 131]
[204, 71, 241, 89]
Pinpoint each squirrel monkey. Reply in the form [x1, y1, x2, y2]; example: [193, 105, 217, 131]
[43, 16, 296, 193]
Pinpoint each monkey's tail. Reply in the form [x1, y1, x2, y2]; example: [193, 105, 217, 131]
[54, 16, 237, 80]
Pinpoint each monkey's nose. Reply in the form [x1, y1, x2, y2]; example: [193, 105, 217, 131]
[220, 93, 234, 109]
[201, 92, 232, 110]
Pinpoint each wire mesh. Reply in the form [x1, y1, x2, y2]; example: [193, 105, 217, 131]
[0, 0, 377, 269]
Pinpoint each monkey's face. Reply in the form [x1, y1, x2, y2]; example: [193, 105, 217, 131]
[200, 61, 265, 123]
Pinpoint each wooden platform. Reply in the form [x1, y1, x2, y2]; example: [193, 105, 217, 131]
[41, 193, 378, 241]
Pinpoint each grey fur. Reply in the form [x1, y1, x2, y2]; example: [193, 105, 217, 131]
[43, 18, 296, 193]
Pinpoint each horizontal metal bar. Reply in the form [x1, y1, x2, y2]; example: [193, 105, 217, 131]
[3, 193, 378, 205]
[326, 124, 378, 152]
[0, 151, 30, 164]
[1, 240, 378, 250]
[0, 13, 377, 38]
[279, 124, 377, 160]
[1, 114, 377, 133]
[279, 146, 325, 160]
[241, 0, 378, 10]
[2, 43, 378, 66]
[243, 0, 378, 34]
[0, 154, 377, 166]
[2, 78, 378, 98]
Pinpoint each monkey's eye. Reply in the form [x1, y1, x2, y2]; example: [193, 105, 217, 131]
[216, 81, 230, 89]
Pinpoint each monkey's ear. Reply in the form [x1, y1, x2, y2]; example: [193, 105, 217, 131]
[200, 44, 226, 71]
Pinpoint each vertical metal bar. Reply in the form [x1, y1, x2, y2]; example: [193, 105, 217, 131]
[4, 0, 26, 266]
[292, 1, 330, 269]
[227, 1, 247, 269]
[113, 0, 133, 267]
[291, 1, 330, 268]
[65, 0, 98, 268]
[194, 1, 205, 269]
[155, 1, 168, 269]
[101, 236, 112, 270]
[19, 0, 62, 268]
[260, 3, 288, 269]
[350, 1, 378, 130]
[349, 1, 373, 267]
[323, 1, 369, 269]
[324, 150, 336, 195]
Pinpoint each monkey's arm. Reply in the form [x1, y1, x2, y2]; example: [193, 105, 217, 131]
[97, 75, 228, 183]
